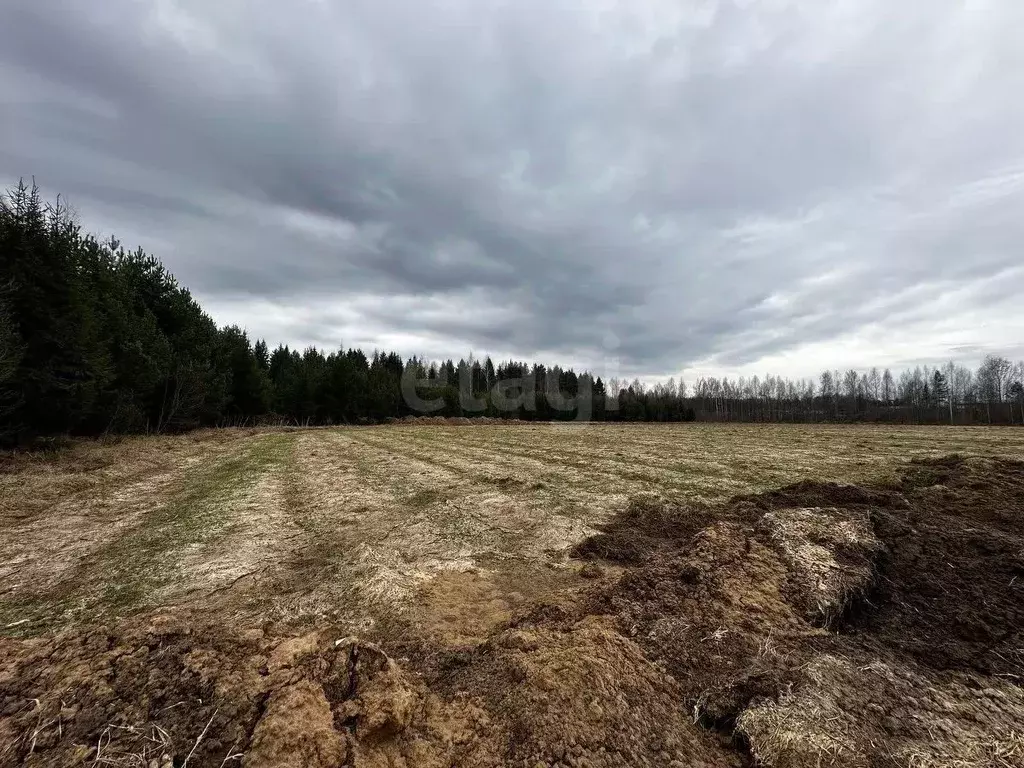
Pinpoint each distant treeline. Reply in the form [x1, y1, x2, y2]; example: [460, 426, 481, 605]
[1, 181, 1022, 445]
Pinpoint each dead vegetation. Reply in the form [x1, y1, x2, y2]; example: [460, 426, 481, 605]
[2, 426, 1024, 766]
[756, 505, 881, 626]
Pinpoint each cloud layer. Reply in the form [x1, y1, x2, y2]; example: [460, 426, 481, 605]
[3, 0, 1023, 379]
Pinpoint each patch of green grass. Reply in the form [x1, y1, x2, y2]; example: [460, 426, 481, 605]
[405, 487, 446, 508]
[1, 433, 296, 634]
[99, 433, 295, 610]
[0, 596, 74, 638]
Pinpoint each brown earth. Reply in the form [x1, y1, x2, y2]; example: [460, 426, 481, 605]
[2, 454, 1023, 767]
[577, 456, 1024, 766]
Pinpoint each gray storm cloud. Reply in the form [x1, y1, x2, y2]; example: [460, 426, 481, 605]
[2, 0, 1023, 378]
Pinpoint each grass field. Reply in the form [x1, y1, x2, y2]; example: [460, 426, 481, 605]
[3, 422, 1023, 638]
[3, 423, 1024, 768]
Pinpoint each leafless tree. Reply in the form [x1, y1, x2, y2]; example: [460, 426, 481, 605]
[979, 355, 1011, 401]
[977, 355, 1012, 422]
[881, 368, 894, 405]
[866, 367, 880, 401]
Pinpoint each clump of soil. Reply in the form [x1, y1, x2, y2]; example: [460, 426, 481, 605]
[0, 617, 481, 768]
[0, 614, 266, 766]
[571, 496, 716, 563]
[2, 456, 1023, 767]
[422, 618, 745, 767]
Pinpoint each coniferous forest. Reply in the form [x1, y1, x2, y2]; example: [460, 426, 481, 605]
[1, 181, 1022, 445]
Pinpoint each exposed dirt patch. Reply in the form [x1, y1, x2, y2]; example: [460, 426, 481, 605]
[405, 559, 596, 649]
[406, 571, 514, 647]
[576, 456, 1024, 767]
[431, 618, 745, 768]
[863, 456, 1024, 677]
[0, 615, 740, 767]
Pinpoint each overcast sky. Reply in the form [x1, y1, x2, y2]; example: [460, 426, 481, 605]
[2, 0, 1023, 381]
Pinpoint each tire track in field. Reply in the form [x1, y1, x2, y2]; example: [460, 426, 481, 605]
[394, 427, 621, 485]
[351, 427, 615, 538]
[1, 433, 296, 633]
[394, 425, 723, 500]
[341, 428, 480, 488]
[377, 428, 638, 526]
[272, 430, 504, 623]
[344, 427, 601, 533]
[268, 428, 606, 626]
[401, 426, 674, 494]
[418, 424, 873, 499]
[0, 433, 252, 599]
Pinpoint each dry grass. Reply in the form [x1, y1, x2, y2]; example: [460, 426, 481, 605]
[738, 654, 1024, 768]
[3, 423, 1024, 638]
[758, 506, 881, 625]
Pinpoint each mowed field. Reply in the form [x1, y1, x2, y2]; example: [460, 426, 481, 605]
[3, 423, 1024, 768]
[3, 422, 1024, 638]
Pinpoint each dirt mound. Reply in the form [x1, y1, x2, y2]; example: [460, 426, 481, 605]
[419, 619, 744, 767]
[3, 455, 1023, 767]
[0, 619, 472, 767]
[744, 479, 908, 511]
[0, 614, 263, 766]
[577, 455, 1024, 767]
[0, 616, 741, 768]
[571, 497, 720, 563]
[865, 456, 1024, 675]
[583, 513, 811, 723]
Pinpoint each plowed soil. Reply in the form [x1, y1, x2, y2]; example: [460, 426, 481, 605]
[2, 426, 1023, 767]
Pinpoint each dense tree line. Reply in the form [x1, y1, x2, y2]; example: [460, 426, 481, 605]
[1, 182, 1022, 444]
